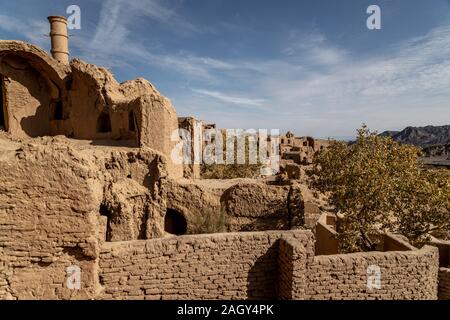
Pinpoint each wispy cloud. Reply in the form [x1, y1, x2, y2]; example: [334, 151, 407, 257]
[171, 23, 450, 135]
[0, 14, 49, 48]
[72, 0, 218, 77]
[192, 88, 266, 107]
[1, 1, 449, 137]
[282, 29, 348, 66]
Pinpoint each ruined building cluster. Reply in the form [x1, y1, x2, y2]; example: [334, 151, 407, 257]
[0, 16, 449, 300]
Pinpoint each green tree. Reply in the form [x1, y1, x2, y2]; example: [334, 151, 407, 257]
[308, 125, 450, 252]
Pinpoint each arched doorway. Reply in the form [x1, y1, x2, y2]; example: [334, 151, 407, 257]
[164, 208, 187, 235]
[0, 75, 5, 130]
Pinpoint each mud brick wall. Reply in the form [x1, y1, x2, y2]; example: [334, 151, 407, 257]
[438, 268, 450, 300]
[0, 142, 101, 300]
[304, 246, 439, 300]
[99, 230, 314, 300]
[278, 236, 314, 299]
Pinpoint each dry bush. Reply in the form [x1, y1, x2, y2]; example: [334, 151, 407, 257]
[201, 133, 262, 179]
[188, 208, 230, 235]
[201, 163, 261, 179]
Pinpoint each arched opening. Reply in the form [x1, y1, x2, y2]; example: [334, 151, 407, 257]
[97, 112, 112, 133]
[100, 203, 112, 242]
[0, 75, 5, 130]
[53, 101, 63, 120]
[128, 110, 136, 132]
[164, 209, 187, 235]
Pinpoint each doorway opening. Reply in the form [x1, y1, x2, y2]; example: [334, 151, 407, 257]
[164, 209, 187, 235]
[97, 112, 112, 133]
[100, 203, 113, 242]
[128, 110, 136, 132]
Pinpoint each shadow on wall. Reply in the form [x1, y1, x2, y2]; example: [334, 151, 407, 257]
[88, 111, 139, 148]
[1, 54, 58, 137]
[20, 104, 50, 137]
[16, 71, 53, 137]
[246, 242, 279, 299]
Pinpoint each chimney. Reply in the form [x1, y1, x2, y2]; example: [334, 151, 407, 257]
[48, 16, 69, 64]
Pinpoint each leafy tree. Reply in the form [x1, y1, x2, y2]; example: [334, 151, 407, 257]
[308, 125, 450, 252]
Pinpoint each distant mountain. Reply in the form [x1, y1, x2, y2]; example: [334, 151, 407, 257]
[379, 125, 450, 148]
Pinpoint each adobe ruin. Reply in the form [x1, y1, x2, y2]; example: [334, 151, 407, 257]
[0, 16, 449, 300]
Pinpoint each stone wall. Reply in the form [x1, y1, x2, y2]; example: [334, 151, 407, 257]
[0, 41, 183, 179]
[0, 136, 171, 299]
[428, 238, 450, 300]
[166, 179, 306, 233]
[315, 213, 339, 255]
[0, 139, 101, 299]
[98, 229, 439, 300]
[99, 230, 314, 300]
[304, 247, 438, 300]
[429, 237, 450, 268]
[278, 236, 313, 299]
[1, 60, 54, 138]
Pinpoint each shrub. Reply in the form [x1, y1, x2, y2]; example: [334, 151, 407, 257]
[188, 208, 230, 235]
[201, 163, 261, 179]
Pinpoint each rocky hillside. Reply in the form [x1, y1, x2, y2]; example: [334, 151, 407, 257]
[379, 125, 450, 148]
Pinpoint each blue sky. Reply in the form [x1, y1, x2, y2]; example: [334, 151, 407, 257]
[1, 0, 450, 138]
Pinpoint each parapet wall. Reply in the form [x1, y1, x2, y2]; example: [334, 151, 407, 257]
[315, 213, 339, 255]
[99, 230, 314, 300]
[304, 247, 438, 300]
[428, 238, 450, 300]
[98, 229, 439, 300]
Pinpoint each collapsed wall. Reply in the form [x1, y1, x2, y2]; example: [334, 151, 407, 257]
[0, 137, 101, 299]
[0, 41, 70, 138]
[62, 58, 183, 179]
[166, 179, 310, 233]
[0, 135, 170, 299]
[0, 40, 183, 179]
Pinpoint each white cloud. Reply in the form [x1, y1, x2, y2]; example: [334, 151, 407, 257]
[176, 24, 450, 136]
[283, 28, 348, 66]
[192, 88, 266, 107]
[1, 1, 449, 137]
[0, 14, 49, 48]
